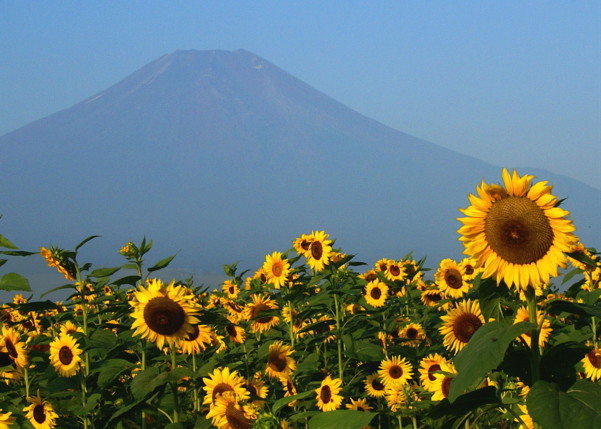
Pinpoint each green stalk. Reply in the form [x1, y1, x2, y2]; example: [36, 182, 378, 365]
[170, 346, 180, 423]
[593, 316, 598, 348]
[288, 299, 295, 348]
[525, 286, 541, 384]
[141, 349, 147, 429]
[23, 365, 30, 398]
[333, 293, 344, 380]
[192, 352, 199, 412]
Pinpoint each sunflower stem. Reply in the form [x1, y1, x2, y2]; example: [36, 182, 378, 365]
[525, 286, 541, 384]
[23, 365, 30, 399]
[141, 349, 147, 429]
[412, 415, 418, 429]
[288, 299, 295, 348]
[192, 352, 199, 412]
[333, 293, 344, 380]
[397, 414, 403, 428]
[593, 317, 598, 348]
[170, 345, 180, 423]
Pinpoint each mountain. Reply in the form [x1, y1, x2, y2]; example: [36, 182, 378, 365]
[1, 49, 599, 294]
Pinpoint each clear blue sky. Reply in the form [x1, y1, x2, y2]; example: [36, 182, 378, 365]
[2, 1, 600, 188]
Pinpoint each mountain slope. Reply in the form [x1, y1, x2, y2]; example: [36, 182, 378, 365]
[2, 49, 598, 292]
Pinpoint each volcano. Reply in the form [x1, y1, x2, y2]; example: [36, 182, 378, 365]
[2, 49, 598, 293]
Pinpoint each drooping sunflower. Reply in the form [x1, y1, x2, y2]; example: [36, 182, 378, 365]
[346, 398, 373, 412]
[205, 391, 257, 429]
[225, 324, 246, 345]
[315, 375, 343, 412]
[265, 341, 296, 379]
[305, 231, 333, 272]
[439, 299, 485, 354]
[398, 323, 426, 346]
[40, 246, 76, 281]
[49, 333, 83, 377]
[244, 294, 280, 334]
[581, 347, 601, 381]
[513, 306, 552, 348]
[23, 395, 59, 429]
[435, 259, 471, 298]
[178, 324, 213, 355]
[457, 168, 578, 291]
[202, 367, 250, 406]
[262, 251, 290, 289]
[0, 409, 14, 429]
[0, 326, 28, 369]
[378, 356, 414, 387]
[280, 376, 298, 407]
[430, 361, 457, 401]
[384, 385, 407, 412]
[364, 280, 389, 308]
[364, 373, 386, 397]
[418, 353, 449, 392]
[130, 278, 200, 350]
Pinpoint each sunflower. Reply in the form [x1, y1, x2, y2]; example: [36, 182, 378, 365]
[130, 278, 200, 349]
[581, 347, 601, 381]
[40, 246, 76, 281]
[375, 258, 389, 272]
[262, 251, 290, 289]
[346, 398, 373, 411]
[265, 341, 296, 379]
[398, 323, 426, 346]
[384, 260, 406, 282]
[222, 280, 240, 299]
[359, 269, 378, 282]
[439, 299, 485, 354]
[202, 367, 249, 406]
[59, 320, 83, 336]
[23, 395, 59, 429]
[364, 280, 389, 308]
[245, 373, 269, 408]
[305, 231, 333, 272]
[0, 326, 28, 369]
[384, 385, 407, 412]
[178, 324, 213, 355]
[49, 333, 83, 377]
[315, 375, 343, 412]
[515, 403, 535, 429]
[379, 356, 414, 387]
[244, 294, 280, 334]
[205, 391, 256, 429]
[459, 257, 481, 281]
[0, 409, 14, 429]
[435, 259, 471, 298]
[280, 376, 298, 407]
[458, 168, 578, 291]
[513, 306, 552, 348]
[418, 353, 449, 392]
[292, 233, 312, 257]
[225, 324, 246, 345]
[421, 288, 447, 308]
[430, 361, 457, 401]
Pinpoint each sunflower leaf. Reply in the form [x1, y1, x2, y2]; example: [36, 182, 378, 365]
[272, 390, 315, 415]
[449, 320, 535, 402]
[0, 272, 31, 291]
[527, 380, 601, 429]
[307, 410, 376, 429]
[0, 234, 17, 249]
[147, 253, 178, 272]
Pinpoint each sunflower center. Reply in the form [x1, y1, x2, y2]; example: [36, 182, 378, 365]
[441, 376, 452, 398]
[186, 325, 200, 342]
[268, 350, 287, 372]
[370, 287, 382, 300]
[225, 325, 238, 338]
[251, 303, 269, 318]
[588, 350, 601, 369]
[310, 241, 323, 260]
[389, 265, 401, 277]
[225, 402, 252, 429]
[464, 265, 475, 275]
[33, 404, 47, 423]
[406, 328, 418, 339]
[0, 352, 13, 367]
[300, 240, 311, 251]
[212, 383, 234, 403]
[372, 379, 385, 391]
[320, 385, 332, 403]
[272, 262, 283, 277]
[484, 196, 554, 265]
[389, 365, 403, 379]
[59, 346, 73, 365]
[428, 364, 441, 381]
[143, 297, 186, 335]
[453, 314, 483, 343]
[445, 269, 463, 289]
[5, 339, 18, 359]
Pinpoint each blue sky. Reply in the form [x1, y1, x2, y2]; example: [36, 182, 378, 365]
[2, 1, 600, 188]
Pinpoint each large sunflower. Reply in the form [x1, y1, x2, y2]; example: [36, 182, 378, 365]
[364, 280, 389, 308]
[315, 375, 343, 412]
[435, 259, 471, 298]
[378, 356, 414, 387]
[244, 294, 280, 334]
[265, 341, 296, 379]
[23, 395, 59, 429]
[202, 367, 250, 406]
[364, 373, 386, 398]
[458, 168, 578, 291]
[262, 251, 291, 289]
[49, 333, 83, 377]
[130, 278, 200, 349]
[305, 231, 333, 272]
[0, 409, 14, 429]
[513, 306, 552, 348]
[581, 347, 601, 381]
[418, 353, 449, 392]
[0, 326, 28, 369]
[439, 299, 485, 354]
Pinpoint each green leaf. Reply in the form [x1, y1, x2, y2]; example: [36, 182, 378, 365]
[0, 250, 36, 256]
[0, 272, 31, 291]
[0, 259, 7, 268]
[147, 253, 178, 272]
[344, 339, 384, 362]
[272, 390, 314, 415]
[112, 275, 141, 286]
[75, 235, 101, 251]
[540, 342, 591, 390]
[449, 320, 535, 402]
[477, 276, 510, 322]
[164, 424, 186, 429]
[427, 386, 499, 419]
[545, 299, 601, 319]
[96, 359, 134, 388]
[88, 328, 118, 351]
[527, 380, 601, 429]
[14, 300, 57, 312]
[131, 367, 169, 400]
[0, 234, 17, 249]
[308, 410, 376, 429]
[40, 283, 76, 298]
[88, 267, 120, 278]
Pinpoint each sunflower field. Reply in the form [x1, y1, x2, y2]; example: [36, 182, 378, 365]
[0, 169, 600, 429]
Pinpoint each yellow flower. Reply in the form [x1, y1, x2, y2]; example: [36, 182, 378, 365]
[364, 280, 389, 308]
[244, 294, 280, 334]
[398, 323, 426, 346]
[364, 373, 386, 398]
[513, 306, 552, 348]
[582, 347, 601, 381]
[346, 397, 373, 411]
[49, 333, 83, 377]
[315, 375, 343, 412]
[458, 168, 578, 291]
[262, 251, 290, 289]
[202, 367, 249, 406]
[0, 326, 28, 369]
[430, 361, 457, 401]
[205, 391, 256, 429]
[385, 384, 407, 412]
[378, 356, 414, 387]
[304, 231, 333, 272]
[418, 353, 449, 392]
[439, 300, 485, 354]
[435, 258, 471, 298]
[40, 246, 76, 281]
[0, 409, 15, 428]
[265, 341, 296, 379]
[385, 260, 406, 281]
[23, 395, 59, 429]
[222, 280, 240, 299]
[225, 324, 246, 345]
[178, 324, 213, 355]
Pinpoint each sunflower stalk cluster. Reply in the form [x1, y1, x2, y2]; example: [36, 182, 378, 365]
[0, 169, 600, 429]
